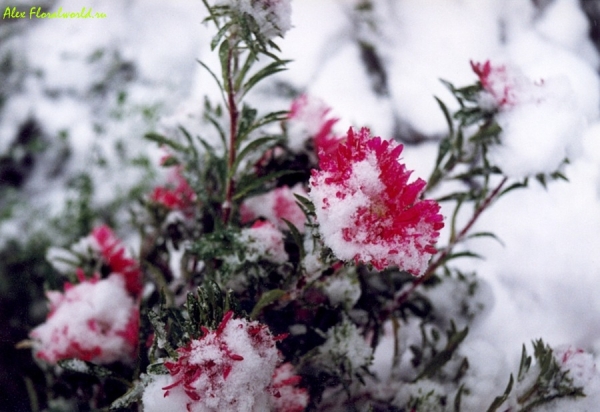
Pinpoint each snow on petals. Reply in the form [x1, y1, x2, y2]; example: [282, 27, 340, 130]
[471, 60, 586, 177]
[142, 311, 299, 412]
[287, 94, 340, 155]
[91, 225, 143, 297]
[309, 127, 444, 276]
[240, 184, 308, 232]
[29, 273, 139, 365]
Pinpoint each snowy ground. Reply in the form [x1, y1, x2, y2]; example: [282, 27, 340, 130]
[3, 0, 600, 408]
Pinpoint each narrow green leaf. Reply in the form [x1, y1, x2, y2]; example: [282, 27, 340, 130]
[415, 325, 469, 380]
[58, 359, 113, 378]
[233, 170, 301, 200]
[466, 231, 505, 247]
[219, 40, 231, 93]
[282, 218, 305, 261]
[210, 21, 234, 51]
[144, 133, 186, 152]
[487, 374, 514, 412]
[241, 60, 291, 98]
[196, 59, 227, 106]
[250, 289, 286, 319]
[434, 96, 454, 137]
[231, 136, 279, 175]
[294, 194, 315, 215]
[234, 50, 258, 91]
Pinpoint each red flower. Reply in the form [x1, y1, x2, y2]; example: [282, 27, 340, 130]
[150, 167, 196, 212]
[160, 311, 289, 410]
[309, 127, 444, 275]
[271, 363, 308, 412]
[30, 274, 139, 365]
[91, 225, 143, 296]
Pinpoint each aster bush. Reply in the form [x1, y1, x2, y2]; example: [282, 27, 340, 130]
[17, 1, 599, 412]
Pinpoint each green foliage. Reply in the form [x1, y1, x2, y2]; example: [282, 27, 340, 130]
[487, 340, 585, 412]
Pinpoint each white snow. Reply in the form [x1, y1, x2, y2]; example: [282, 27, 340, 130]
[8, 0, 600, 409]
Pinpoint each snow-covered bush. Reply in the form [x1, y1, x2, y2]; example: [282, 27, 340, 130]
[4, 1, 600, 411]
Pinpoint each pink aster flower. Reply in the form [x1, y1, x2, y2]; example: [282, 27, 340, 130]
[287, 94, 341, 155]
[150, 167, 196, 213]
[30, 270, 139, 365]
[240, 184, 308, 232]
[308, 127, 444, 275]
[91, 225, 143, 297]
[470, 60, 545, 109]
[143, 311, 292, 412]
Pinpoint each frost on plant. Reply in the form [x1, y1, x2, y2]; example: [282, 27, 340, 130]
[30, 271, 138, 365]
[309, 127, 444, 275]
[142, 311, 304, 412]
[471, 60, 585, 177]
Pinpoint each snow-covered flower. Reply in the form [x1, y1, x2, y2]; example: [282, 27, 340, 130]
[222, 0, 292, 39]
[150, 166, 196, 213]
[238, 220, 289, 264]
[30, 271, 139, 365]
[240, 184, 307, 232]
[286, 94, 340, 154]
[91, 225, 143, 297]
[554, 345, 598, 388]
[309, 127, 444, 275]
[142, 311, 303, 412]
[471, 60, 585, 177]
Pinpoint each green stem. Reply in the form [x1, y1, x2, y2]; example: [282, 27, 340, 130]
[222, 45, 239, 224]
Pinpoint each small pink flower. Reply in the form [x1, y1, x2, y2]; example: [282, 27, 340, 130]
[150, 167, 196, 213]
[309, 127, 444, 275]
[287, 94, 341, 155]
[30, 274, 139, 365]
[160, 311, 288, 411]
[241, 184, 307, 232]
[470, 60, 544, 109]
[91, 225, 143, 297]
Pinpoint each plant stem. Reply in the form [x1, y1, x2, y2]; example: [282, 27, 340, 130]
[222, 46, 238, 224]
[386, 176, 508, 316]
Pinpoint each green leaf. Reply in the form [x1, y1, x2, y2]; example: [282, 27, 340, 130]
[109, 376, 149, 410]
[282, 217, 305, 261]
[210, 21, 234, 51]
[415, 323, 469, 380]
[58, 359, 114, 378]
[487, 374, 514, 412]
[241, 60, 291, 98]
[196, 59, 227, 106]
[233, 170, 301, 200]
[144, 133, 186, 152]
[434, 96, 454, 137]
[250, 289, 286, 319]
[232, 136, 279, 175]
[294, 194, 316, 216]
[234, 50, 258, 91]
[219, 40, 231, 93]
[466, 231, 505, 247]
